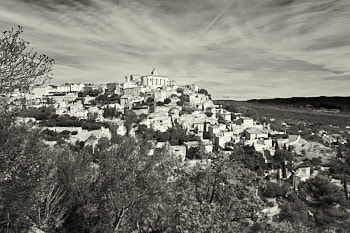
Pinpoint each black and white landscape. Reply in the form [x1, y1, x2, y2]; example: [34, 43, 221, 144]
[1, 0, 350, 233]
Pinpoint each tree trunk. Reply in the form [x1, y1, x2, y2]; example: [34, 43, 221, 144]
[114, 208, 126, 233]
[6, 210, 10, 233]
[344, 173, 348, 200]
[282, 160, 287, 180]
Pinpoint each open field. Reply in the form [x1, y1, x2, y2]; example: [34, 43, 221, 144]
[215, 100, 350, 131]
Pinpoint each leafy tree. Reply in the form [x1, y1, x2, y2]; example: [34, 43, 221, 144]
[156, 130, 171, 142]
[176, 101, 183, 106]
[164, 98, 171, 104]
[250, 221, 310, 233]
[180, 94, 189, 103]
[156, 101, 164, 106]
[274, 149, 293, 180]
[176, 88, 184, 94]
[69, 137, 176, 232]
[145, 97, 154, 105]
[260, 181, 287, 198]
[198, 88, 209, 95]
[230, 145, 268, 175]
[103, 106, 120, 119]
[186, 146, 202, 160]
[124, 110, 138, 134]
[0, 26, 54, 93]
[205, 112, 213, 117]
[168, 126, 190, 146]
[300, 175, 347, 206]
[180, 106, 195, 115]
[337, 146, 343, 159]
[171, 156, 265, 232]
[136, 124, 156, 141]
[17, 105, 55, 120]
[0, 120, 51, 232]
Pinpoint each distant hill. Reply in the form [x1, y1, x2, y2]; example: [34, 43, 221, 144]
[214, 97, 350, 136]
[246, 96, 350, 112]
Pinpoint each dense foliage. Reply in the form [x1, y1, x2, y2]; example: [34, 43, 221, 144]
[2, 27, 350, 233]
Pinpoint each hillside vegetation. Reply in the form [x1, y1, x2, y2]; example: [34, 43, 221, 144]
[215, 99, 350, 134]
[247, 96, 350, 113]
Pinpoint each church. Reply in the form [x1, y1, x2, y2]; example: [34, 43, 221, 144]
[140, 68, 169, 88]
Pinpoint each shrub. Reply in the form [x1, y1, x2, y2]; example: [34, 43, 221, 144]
[198, 88, 209, 95]
[156, 101, 164, 106]
[176, 101, 183, 106]
[176, 88, 184, 94]
[205, 112, 213, 117]
[164, 98, 171, 104]
[61, 130, 71, 135]
[186, 147, 202, 160]
[71, 131, 78, 135]
[180, 94, 189, 103]
[261, 181, 287, 198]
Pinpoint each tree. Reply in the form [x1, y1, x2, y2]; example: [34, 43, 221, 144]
[198, 88, 209, 95]
[0, 120, 52, 232]
[176, 101, 183, 106]
[164, 98, 171, 104]
[186, 146, 202, 160]
[176, 88, 184, 94]
[229, 145, 267, 175]
[171, 156, 265, 232]
[300, 175, 346, 206]
[168, 126, 190, 145]
[157, 131, 171, 142]
[260, 181, 287, 198]
[156, 101, 164, 106]
[124, 110, 138, 134]
[274, 149, 293, 180]
[180, 94, 189, 103]
[70, 136, 176, 232]
[0, 26, 54, 93]
[274, 140, 279, 150]
[205, 112, 213, 117]
[336, 147, 343, 159]
[145, 97, 154, 105]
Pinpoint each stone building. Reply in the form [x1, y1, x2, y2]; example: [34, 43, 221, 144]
[141, 68, 168, 88]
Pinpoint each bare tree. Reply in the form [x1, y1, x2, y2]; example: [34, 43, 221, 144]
[0, 26, 54, 94]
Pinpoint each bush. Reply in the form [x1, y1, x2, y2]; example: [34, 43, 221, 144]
[156, 131, 171, 142]
[61, 130, 71, 135]
[300, 175, 347, 206]
[176, 88, 184, 94]
[186, 147, 202, 160]
[156, 101, 164, 106]
[198, 89, 209, 95]
[181, 106, 194, 115]
[145, 97, 154, 105]
[164, 98, 171, 104]
[261, 181, 287, 198]
[180, 94, 189, 103]
[205, 112, 213, 117]
[176, 101, 183, 106]
[71, 131, 78, 135]
[82, 122, 102, 131]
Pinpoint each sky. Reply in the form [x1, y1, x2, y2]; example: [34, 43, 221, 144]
[1, 0, 350, 100]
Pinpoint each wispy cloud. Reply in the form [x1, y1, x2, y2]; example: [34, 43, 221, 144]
[1, 0, 350, 99]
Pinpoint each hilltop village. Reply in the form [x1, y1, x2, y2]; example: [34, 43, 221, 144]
[3, 68, 350, 232]
[7, 68, 345, 186]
